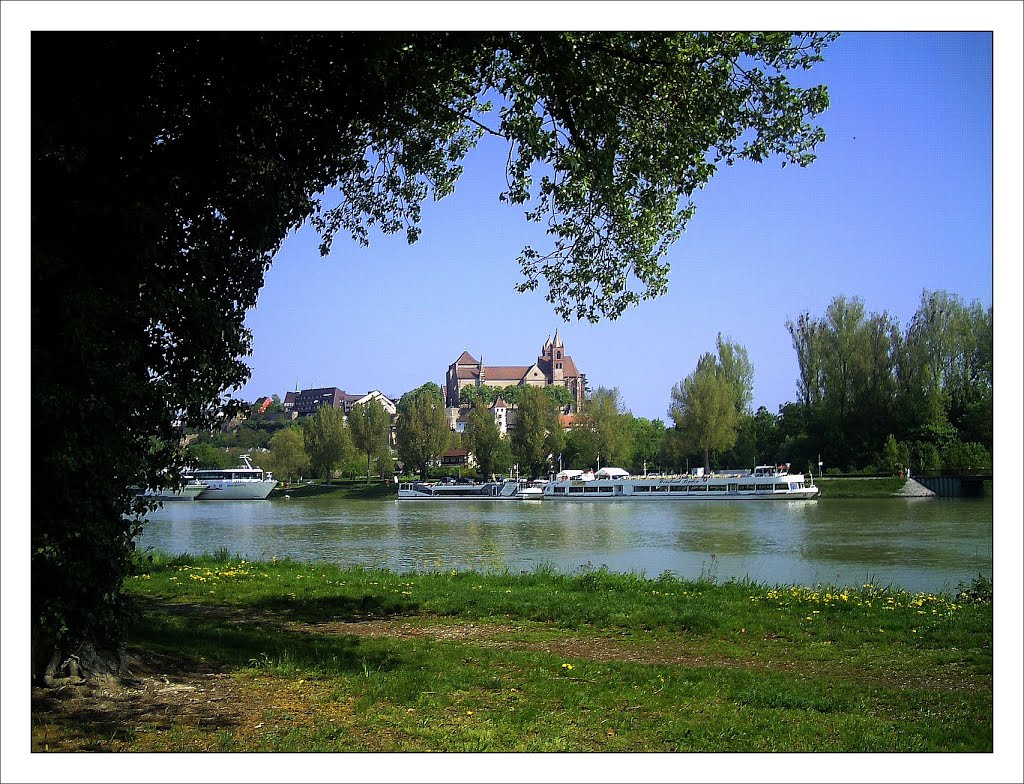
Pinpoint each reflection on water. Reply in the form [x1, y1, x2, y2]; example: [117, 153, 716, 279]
[139, 496, 993, 594]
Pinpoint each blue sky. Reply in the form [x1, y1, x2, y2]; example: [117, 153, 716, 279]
[234, 32, 995, 421]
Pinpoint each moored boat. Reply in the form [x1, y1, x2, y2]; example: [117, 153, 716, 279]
[399, 477, 541, 501]
[193, 454, 277, 500]
[543, 464, 819, 501]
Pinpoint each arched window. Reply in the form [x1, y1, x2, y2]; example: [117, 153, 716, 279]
[556, 351, 562, 359]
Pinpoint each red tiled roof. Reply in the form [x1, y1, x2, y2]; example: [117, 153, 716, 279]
[485, 366, 531, 381]
[560, 356, 582, 377]
[443, 448, 469, 458]
[454, 351, 477, 365]
[456, 367, 480, 380]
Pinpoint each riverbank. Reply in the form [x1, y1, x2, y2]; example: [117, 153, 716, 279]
[269, 480, 395, 500]
[815, 476, 909, 498]
[31, 554, 992, 753]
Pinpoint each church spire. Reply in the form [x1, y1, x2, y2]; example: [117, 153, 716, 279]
[553, 328, 562, 347]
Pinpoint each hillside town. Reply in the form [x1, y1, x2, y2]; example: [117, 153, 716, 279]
[202, 331, 589, 477]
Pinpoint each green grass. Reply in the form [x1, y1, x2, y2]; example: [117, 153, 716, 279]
[816, 476, 908, 497]
[270, 479, 396, 500]
[33, 554, 992, 753]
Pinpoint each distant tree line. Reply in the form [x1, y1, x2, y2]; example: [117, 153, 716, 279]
[196, 289, 991, 483]
[187, 397, 394, 485]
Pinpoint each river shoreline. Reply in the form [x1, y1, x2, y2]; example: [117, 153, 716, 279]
[269, 475, 974, 501]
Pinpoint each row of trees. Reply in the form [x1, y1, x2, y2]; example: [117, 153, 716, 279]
[781, 290, 991, 474]
[562, 290, 992, 478]
[203, 398, 396, 486]
[459, 383, 574, 410]
[201, 291, 992, 485]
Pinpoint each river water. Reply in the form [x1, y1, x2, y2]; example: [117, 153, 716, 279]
[139, 496, 993, 595]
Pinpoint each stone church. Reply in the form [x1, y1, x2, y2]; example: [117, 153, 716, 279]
[444, 330, 587, 412]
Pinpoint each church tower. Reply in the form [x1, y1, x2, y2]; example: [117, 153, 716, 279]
[551, 329, 564, 382]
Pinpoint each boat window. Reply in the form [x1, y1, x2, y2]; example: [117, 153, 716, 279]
[553, 486, 566, 494]
[728, 483, 738, 492]
[652, 485, 668, 492]
[755, 484, 773, 492]
[708, 484, 726, 492]
[688, 485, 706, 492]
[569, 486, 584, 493]
[670, 486, 684, 492]
[739, 484, 754, 491]
[634, 485, 650, 492]
[599, 486, 613, 493]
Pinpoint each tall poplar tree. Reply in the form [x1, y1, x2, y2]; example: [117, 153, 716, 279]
[348, 399, 392, 486]
[465, 405, 502, 480]
[511, 385, 564, 479]
[303, 406, 352, 483]
[670, 354, 741, 474]
[396, 384, 449, 480]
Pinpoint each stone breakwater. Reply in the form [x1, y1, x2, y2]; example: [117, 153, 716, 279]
[891, 478, 937, 497]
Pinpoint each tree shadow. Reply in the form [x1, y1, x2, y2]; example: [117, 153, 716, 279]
[247, 591, 420, 624]
[129, 596, 416, 677]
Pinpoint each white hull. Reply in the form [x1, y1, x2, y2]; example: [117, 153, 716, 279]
[193, 454, 276, 500]
[195, 479, 277, 500]
[398, 479, 540, 501]
[544, 466, 819, 501]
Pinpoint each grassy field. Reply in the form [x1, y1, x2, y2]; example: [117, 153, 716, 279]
[31, 552, 992, 753]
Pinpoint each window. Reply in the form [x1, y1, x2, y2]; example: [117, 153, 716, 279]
[688, 485, 706, 492]
[670, 486, 685, 492]
[599, 486, 613, 493]
[652, 485, 668, 492]
[553, 486, 566, 494]
[634, 485, 650, 493]
[569, 486, 584, 494]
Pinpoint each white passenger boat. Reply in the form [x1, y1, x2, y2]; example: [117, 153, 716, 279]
[398, 477, 543, 501]
[193, 454, 277, 500]
[543, 465, 820, 501]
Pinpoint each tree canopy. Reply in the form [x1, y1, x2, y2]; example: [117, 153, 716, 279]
[348, 398, 392, 486]
[395, 383, 449, 480]
[669, 353, 743, 474]
[303, 406, 352, 483]
[32, 31, 836, 679]
[464, 405, 502, 480]
[511, 385, 564, 479]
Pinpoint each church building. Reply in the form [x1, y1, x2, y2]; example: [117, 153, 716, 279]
[444, 330, 587, 412]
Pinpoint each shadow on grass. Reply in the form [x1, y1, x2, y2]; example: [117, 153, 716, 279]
[246, 592, 419, 624]
[130, 597, 415, 678]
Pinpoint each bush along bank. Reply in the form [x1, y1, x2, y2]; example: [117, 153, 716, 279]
[31, 555, 993, 753]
